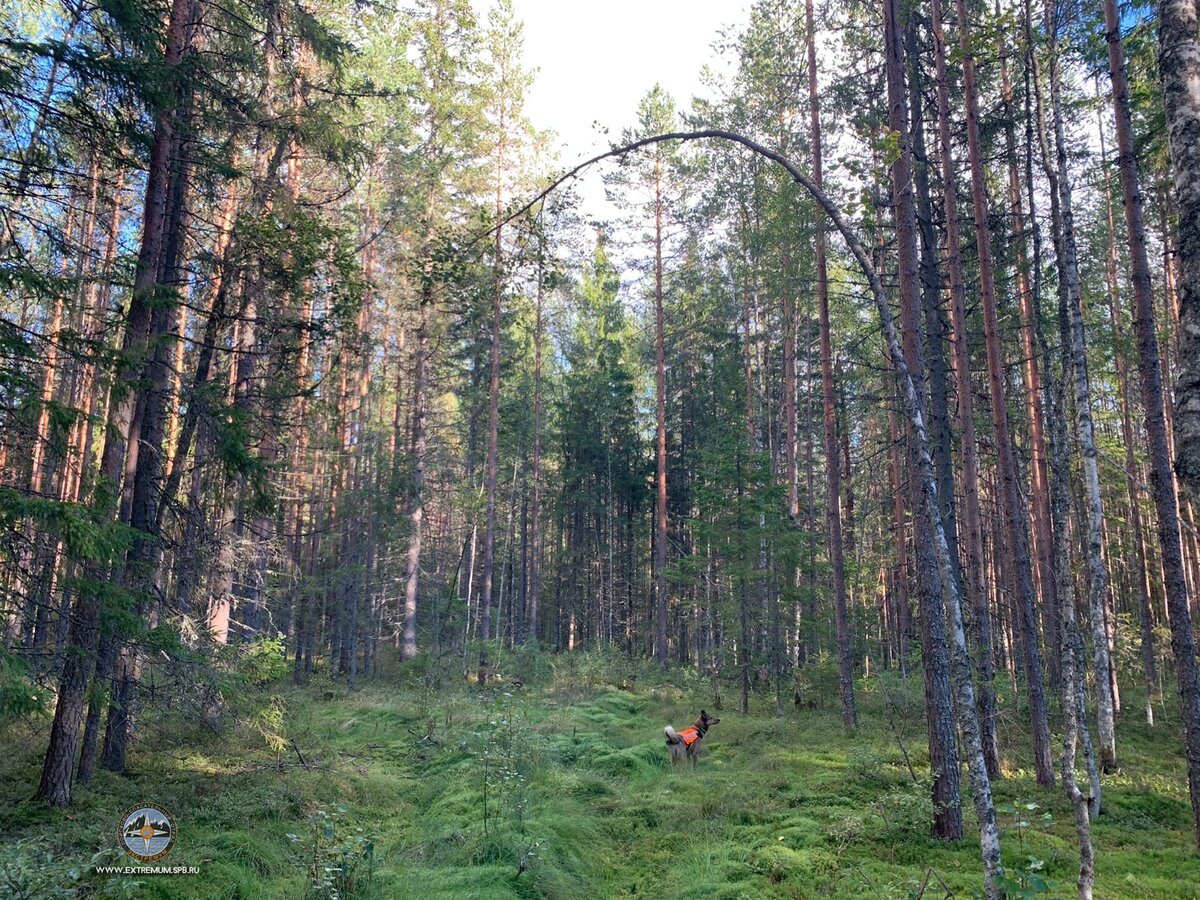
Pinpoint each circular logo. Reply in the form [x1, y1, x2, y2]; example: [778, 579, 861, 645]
[119, 804, 176, 862]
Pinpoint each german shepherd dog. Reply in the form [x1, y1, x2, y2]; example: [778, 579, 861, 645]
[664, 710, 720, 767]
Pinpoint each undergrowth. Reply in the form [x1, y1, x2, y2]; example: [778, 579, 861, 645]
[1, 649, 1198, 898]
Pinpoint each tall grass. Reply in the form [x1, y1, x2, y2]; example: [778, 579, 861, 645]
[1, 649, 1199, 897]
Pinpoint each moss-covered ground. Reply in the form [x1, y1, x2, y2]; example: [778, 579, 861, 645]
[2, 652, 1198, 898]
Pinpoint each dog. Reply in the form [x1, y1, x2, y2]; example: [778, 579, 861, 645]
[664, 710, 720, 767]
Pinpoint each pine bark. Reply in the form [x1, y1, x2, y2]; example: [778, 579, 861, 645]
[887, 0, 959, 838]
[402, 239, 432, 660]
[1098, 96, 1157, 722]
[654, 152, 669, 667]
[33, 0, 191, 806]
[1107, 0, 1200, 845]
[808, 0, 856, 729]
[957, 0, 1055, 787]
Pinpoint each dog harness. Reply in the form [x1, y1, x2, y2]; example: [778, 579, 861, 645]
[675, 725, 703, 747]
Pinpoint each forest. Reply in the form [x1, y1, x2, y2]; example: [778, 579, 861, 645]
[2, 0, 1200, 895]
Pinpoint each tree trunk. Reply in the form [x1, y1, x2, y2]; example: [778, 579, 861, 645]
[525, 218, 545, 644]
[808, 0, 856, 729]
[1158, 0, 1200, 500]
[1032, 0, 1116, 773]
[1098, 91, 1157, 722]
[33, 0, 191, 806]
[929, 0, 1000, 779]
[888, 0, 961, 840]
[654, 152, 670, 667]
[402, 241, 432, 660]
[1001, 34, 1060, 692]
[957, 0, 1055, 787]
[479, 89, 508, 681]
[1107, 0, 1200, 846]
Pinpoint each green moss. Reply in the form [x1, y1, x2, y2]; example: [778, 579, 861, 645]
[2, 663, 1199, 898]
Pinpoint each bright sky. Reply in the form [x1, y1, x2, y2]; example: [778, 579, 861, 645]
[478, 0, 750, 214]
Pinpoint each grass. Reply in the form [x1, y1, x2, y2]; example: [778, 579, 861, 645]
[2, 651, 1200, 898]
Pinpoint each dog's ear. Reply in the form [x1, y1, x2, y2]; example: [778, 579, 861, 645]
[701, 709, 707, 716]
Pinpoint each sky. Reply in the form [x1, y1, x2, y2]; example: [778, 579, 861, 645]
[477, 0, 750, 216]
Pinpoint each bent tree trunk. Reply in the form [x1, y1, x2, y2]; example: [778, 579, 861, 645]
[495, 126, 1004, 898]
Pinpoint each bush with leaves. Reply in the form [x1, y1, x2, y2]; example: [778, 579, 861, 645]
[996, 799, 1057, 897]
[0, 646, 42, 726]
[288, 807, 377, 900]
[234, 636, 291, 687]
[0, 840, 141, 899]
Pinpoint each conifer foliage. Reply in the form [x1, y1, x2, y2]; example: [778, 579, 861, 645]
[3, 0, 1200, 892]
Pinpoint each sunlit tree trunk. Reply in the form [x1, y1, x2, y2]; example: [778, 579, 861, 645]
[33, 0, 192, 807]
[654, 150, 669, 667]
[957, 0, 1054, 787]
[808, 0, 855, 728]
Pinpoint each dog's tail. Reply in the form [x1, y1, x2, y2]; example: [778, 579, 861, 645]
[664, 725, 681, 745]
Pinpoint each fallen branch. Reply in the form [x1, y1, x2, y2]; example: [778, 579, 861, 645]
[291, 738, 310, 770]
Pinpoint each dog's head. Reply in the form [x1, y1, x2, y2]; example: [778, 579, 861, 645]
[699, 710, 720, 731]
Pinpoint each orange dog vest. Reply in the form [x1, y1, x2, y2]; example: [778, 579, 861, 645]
[676, 726, 701, 747]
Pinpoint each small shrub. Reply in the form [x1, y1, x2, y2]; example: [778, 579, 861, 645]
[249, 693, 289, 753]
[0, 840, 141, 899]
[236, 637, 290, 686]
[826, 813, 867, 852]
[750, 844, 804, 884]
[873, 786, 935, 843]
[0, 648, 43, 726]
[510, 642, 553, 685]
[848, 745, 890, 785]
[288, 807, 377, 900]
[0, 839, 80, 900]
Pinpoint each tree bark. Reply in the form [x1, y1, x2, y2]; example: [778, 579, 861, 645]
[33, 0, 191, 806]
[929, 0, 1000, 779]
[402, 237, 432, 660]
[808, 0, 856, 729]
[1107, 0, 1200, 846]
[1001, 33, 1060, 692]
[957, 0, 1055, 787]
[1097, 92, 1157, 723]
[1158, 0, 1200, 500]
[654, 150, 670, 667]
[887, 0, 960, 838]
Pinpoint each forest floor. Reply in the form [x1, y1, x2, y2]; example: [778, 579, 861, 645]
[2, 651, 1200, 899]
